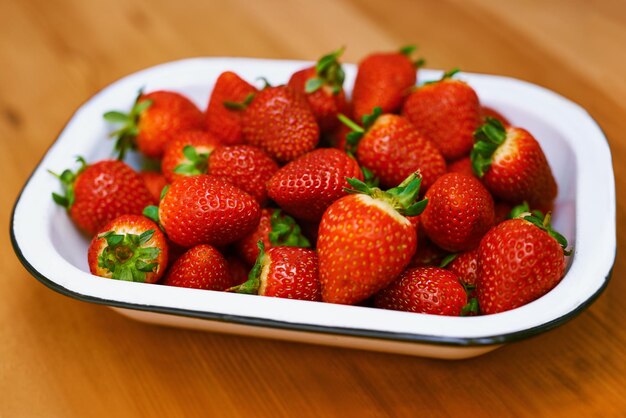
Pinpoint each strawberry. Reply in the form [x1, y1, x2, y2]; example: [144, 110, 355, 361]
[351, 45, 419, 121]
[420, 172, 494, 252]
[161, 130, 221, 183]
[162, 244, 231, 290]
[226, 255, 249, 286]
[104, 90, 204, 160]
[288, 48, 350, 132]
[374, 267, 467, 316]
[205, 71, 258, 145]
[476, 211, 569, 314]
[235, 208, 310, 265]
[402, 69, 482, 161]
[267, 148, 363, 222]
[339, 109, 446, 190]
[242, 85, 319, 163]
[481, 106, 510, 126]
[230, 242, 321, 301]
[494, 200, 514, 224]
[140, 171, 168, 204]
[317, 173, 427, 305]
[207, 145, 279, 206]
[162, 131, 278, 205]
[50, 158, 153, 236]
[471, 118, 557, 212]
[409, 219, 447, 268]
[445, 248, 479, 292]
[447, 156, 476, 178]
[87, 215, 168, 283]
[153, 175, 261, 248]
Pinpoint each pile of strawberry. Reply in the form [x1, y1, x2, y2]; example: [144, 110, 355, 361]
[51, 46, 571, 316]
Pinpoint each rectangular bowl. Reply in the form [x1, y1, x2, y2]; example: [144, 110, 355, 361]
[11, 58, 616, 359]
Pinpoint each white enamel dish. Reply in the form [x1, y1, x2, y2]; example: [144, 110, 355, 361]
[11, 58, 616, 359]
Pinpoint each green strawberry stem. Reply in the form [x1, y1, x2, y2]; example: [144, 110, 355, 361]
[361, 166, 380, 188]
[344, 171, 428, 217]
[173, 145, 210, 175]
[223, 93, 255, 110]
[461, 298, 479, 316]
[423, 68, 460, 86]
[398, 45, 425, 68]
[439, 253, 458, 268]
[268, 209, 311, 248]
[103, 90, 153, 161]
[228, 241, 266, 294]
[48, 156, 88, 209]
[305, 46, 346, 95]
[470, 117, 507, 177]
[97, 229, 160, 282]
[337, 107, 382, 154]
[511, 205, 572, 255]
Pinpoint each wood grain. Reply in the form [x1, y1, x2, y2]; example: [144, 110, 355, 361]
[2, 0, 625, 416]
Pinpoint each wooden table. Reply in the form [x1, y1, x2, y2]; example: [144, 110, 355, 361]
[2, 0, 625, 416]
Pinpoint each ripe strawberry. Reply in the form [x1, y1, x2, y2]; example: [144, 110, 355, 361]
[494, 200, 514, 224]
[235, 208, 310, 265]
[476, 212, 569, 314]
[471, 118, 557, 212]
[207, 145, 279, 206]
[162, 244, 231, 290]
[242, 85, 319, 163]
[408, 219, 447, 268]
[205, 71, 258, 145]
[161, 130, 221, 183]
[50, 158, 153, 236]
[352, 45, 419, 121]
[87, 215, 168, 283]
[447, 156, 476, 178]
[374, 267, 467, 316]
[317, 173, 427, 305]
[267, 148, 363, 221]
[154, 175, 261, 248]
[445, 248, 479, 292]
[339, 109, 446, 190]
[140, 171, 168, 204]
[402, 69, 482, 161]
[288, 48, 350, 132]
[420, 172, 494, 252]
[230, 242, 321, 301]
[104, 90, 204, 160]
[481, 106, 510, 126]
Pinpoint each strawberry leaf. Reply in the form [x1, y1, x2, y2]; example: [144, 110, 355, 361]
[439, 253, 458, 268]
[305, 77, 324, 94]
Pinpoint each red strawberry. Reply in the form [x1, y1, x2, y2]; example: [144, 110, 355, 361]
[235, 208, 310, 265]
[352, 46, 419, 121]
[230, 242, 321, 301]
[339, 109, 446, 190]
[402, 69, 482, 161]
[374, 267, 467, 316]
[317, 173, 426, 304]
[154, 175, 261, 248]
[476, 212, 569, 314]
[242, 85, 319, 163]
[471, 118, 557, 212]
[205, 71, 258, 145]
[140, 171, 169, 204]
[162, 244, 231, 290]
[408, 218, 447, 268]
[104, 90, 204, 160]
[494, 200, 514, 224]
[446, 248, 479, 291]
[267, 148, 363, 222]
[420, 173, 495, 252]
[87, 215, 168, 283]
[288, 48, 350, 132]
[207, 145, 279, 206]
[161, 130, 221, 183]
[50, 158, 153, 236]
[447, 156, 476, 178]
[481, 106, 510, 126]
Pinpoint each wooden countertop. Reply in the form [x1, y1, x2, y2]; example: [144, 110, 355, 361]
[2, 0, 625, 416]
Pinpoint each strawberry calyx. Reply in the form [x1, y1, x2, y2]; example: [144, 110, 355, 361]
[337, 106, 383, 154]
[223, 93, 255, 111]
[361, 166, 380, 188]
[228, 241, 266, 295]
[103, 91, 153, 160]
[398, 44, 425, 68]
[461, 298, 479, 316]
[305, 47, 346, 95]
[173, 145, 211, 176]
[269, 209, 311, 248]
[510, 202, 572, 255]
[423, 68, 460, 86]
[97, 229, 161, 282]
[439, 253, 458, 268]
[470, 117, 507, 177]
[344, 171, 428, 217]
[49, 156, 88, 209]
